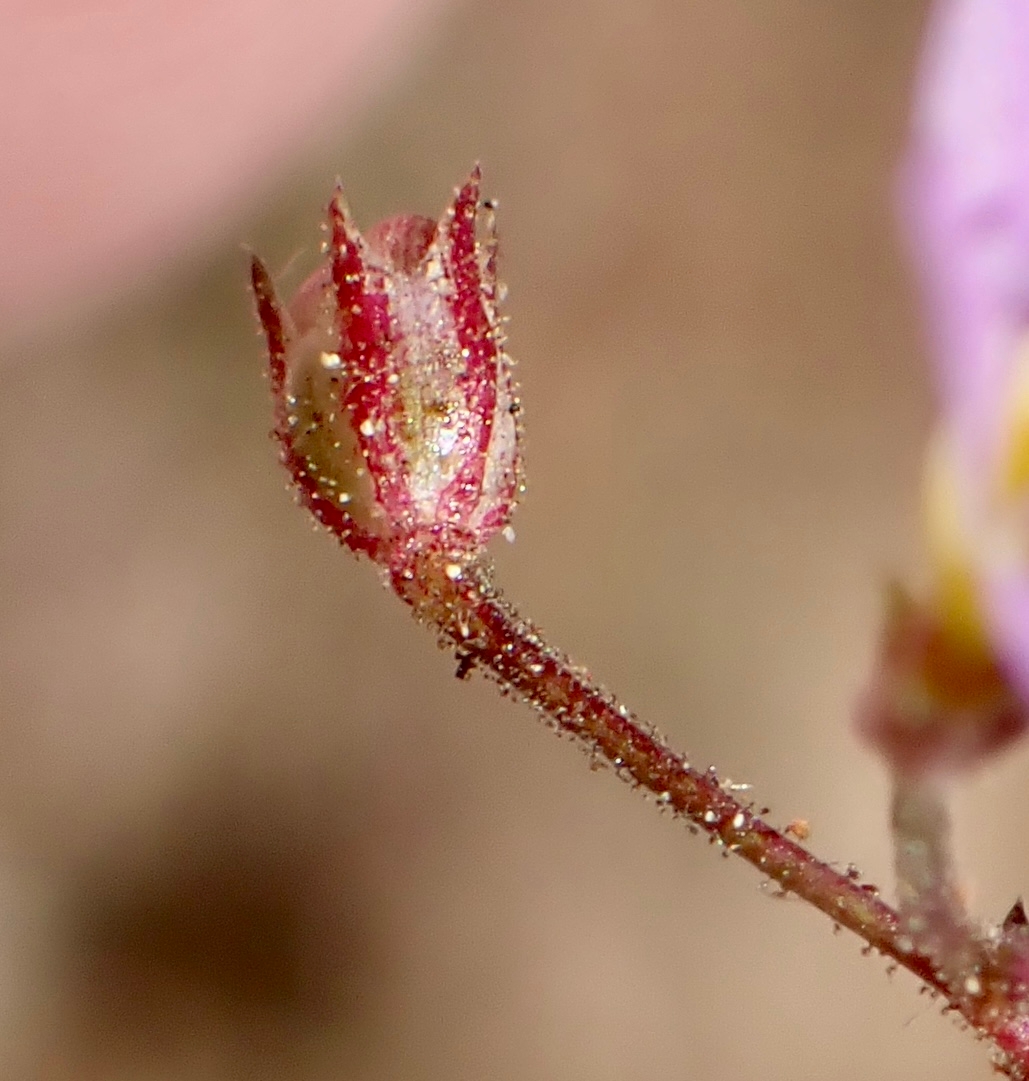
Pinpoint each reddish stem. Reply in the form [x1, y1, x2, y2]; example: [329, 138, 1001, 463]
[389, 541, 1029, 1077]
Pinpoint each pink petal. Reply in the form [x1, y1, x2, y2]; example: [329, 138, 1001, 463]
[1, 0, 448, 337]
[902, 0, 1029, 476]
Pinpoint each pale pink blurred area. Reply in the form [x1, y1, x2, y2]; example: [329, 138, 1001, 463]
[0, 0, 447, 337]
[0, 1, 1023, 1079]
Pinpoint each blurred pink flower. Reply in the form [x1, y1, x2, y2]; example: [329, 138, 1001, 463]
[902, 0, 1029, 700]
[1, 0, 446, 336]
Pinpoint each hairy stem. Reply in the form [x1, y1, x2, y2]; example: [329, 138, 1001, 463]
[392, 551, 940, 970]
[387, 542, 1029, 1076]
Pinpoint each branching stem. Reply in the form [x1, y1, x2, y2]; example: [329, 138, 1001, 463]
[892, 775, 974, 974]
[392, 551, 941, 977]
[387, 541, 1029, 1077]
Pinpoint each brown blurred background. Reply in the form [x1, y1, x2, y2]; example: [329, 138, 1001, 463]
[2, 0, 1025, 1078]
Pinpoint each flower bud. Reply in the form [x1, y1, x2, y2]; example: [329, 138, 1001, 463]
[251, 167, 523, 567]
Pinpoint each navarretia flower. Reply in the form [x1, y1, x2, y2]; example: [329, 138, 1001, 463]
[251, 167, 523, 570]
[860, 0, 1029, 773]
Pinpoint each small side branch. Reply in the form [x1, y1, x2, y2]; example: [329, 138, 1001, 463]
[891, 775, 976, 977]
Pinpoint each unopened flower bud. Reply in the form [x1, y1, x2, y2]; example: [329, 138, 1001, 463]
[251, 167, 523, 567]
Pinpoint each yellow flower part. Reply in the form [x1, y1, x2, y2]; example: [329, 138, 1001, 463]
[921, 333, 1029, 708]
[923, 431, 992, 662]
[1001, 334, 1029, 498]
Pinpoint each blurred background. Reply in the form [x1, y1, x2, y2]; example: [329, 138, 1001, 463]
[2, 0, 1024, 1078]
